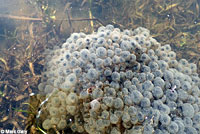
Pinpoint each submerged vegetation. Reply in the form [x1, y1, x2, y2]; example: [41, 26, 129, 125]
[0, 0, 199, 133]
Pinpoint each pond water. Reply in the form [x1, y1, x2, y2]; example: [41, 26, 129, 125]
[0, 0, 199, 133]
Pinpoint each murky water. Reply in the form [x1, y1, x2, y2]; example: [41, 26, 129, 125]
[0, 0, 199, 133]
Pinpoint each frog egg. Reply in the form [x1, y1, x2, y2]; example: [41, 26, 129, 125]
[90, 99, 101, 111]
[140, 97, 151, 108]
[189, 63, 197, 73]
[122, 121, 132, 129]
[105, 87, 116, 97]
[123, 29, 131, 36]
[103, 97, 114, 107]
[136, 111, 145, 123]
[87, 68, 98, 81]
[166, 89, 178, 101]
[68, 43, 77, 52]
[115, 48, 122, 56]
[97, 37, 106, 47]
[60, 82, 72, 92]
[57, 119, 67, 130]
[65, 73, 77, 87]
[163, 70, 174, 82]
[70, 33, 79, 41]
[92, 88, 103, 99]
[110, 114, 119, 124]
[184, 126, 198, 134]
[158, 60, 169, 71]
[164, 44, 171, 52]
[150, 55, 158, 62]
[138, 73, 146, 83]
[152, 86, 163, 99]
[57, 91, 67, 102]
[121, 35, 130, 40]
[66, 105, 77, 115]
[98, 26, 106, 32]
[153, 77, 165, 88]
[193, 112, 200, 124]
[183, 117, 193, 127]
[64, 51, 71, 60]
[38, 83, 45, 92]
[158, 104, 170, 114]
[51, 97, 61, 107]
[140, 53, 150, 63]
[107, 49, 114, 57]
[121, 51, 130, 60]
[131, 90, 143, 104]
[168, 51, 176, 59]
[44, 85, 54, 94]
[105, 24, 114, 31]
[62, 42, 68, 48]
[122, 112, 131, 123]
[130, 116, 138, 125]
[182, 103, 194, 118]
[163, 57, 171, 64]
[104, 57, 112, 66]
[109, 43, 116, 50]
[72, 51, 80, 59]
[66, 92, 78, 105]
[128, 54, 136, 63]
[50, 117, 60, 125]
[159, 113, 171, 126]
[79, 90, 89, 99]
[142, 80, 154, 92]
[59, 106, 66, 114]
[53, 79, 61, 88]
[146, 72, 154, 81]
[96, 119, 105, 131]
[111, 31, 120, 42]
[76, 38, 84, 49]
[124, 95, 133, 106]
[69, 57, 78, 68]
[42, 119, 52, 130]
[181, 81, 192, 93]
[112, 55, 120, 64]
[95, 58, 104, 67]
[96, 47, 107, 58]
[129, 39, 138, 49]
[111, 71, 120, 82]
[120, 40, 131, 51]
[113, 98, 124, 109]
[49, 107, 59, 116]
[97, 31, 106, 38]
[141, 65, 151, 73]
[80, 49, 90, 60]
[147, 49, 154, 56]
[88, 52, 96, 63]
[183, 67, 192, 75]
[128, 106, 138, 117]
[143, 124, 154, 134]
[167, 121, 179, 133]
[72, 67, 82, 77]
[46, 101, 54, 109]
[101, 110, 110, 119]
[169, 60, 178, 68]
[122, 87, 128, 95]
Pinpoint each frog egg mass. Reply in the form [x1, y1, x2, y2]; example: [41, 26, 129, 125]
[39, 25, 200, 134]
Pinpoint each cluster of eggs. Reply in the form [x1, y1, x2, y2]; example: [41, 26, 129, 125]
[38, 25, 200, 134]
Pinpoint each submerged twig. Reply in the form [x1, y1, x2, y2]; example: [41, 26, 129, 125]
[0, 14, 42, 21]
[0, 14, 104, 25]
